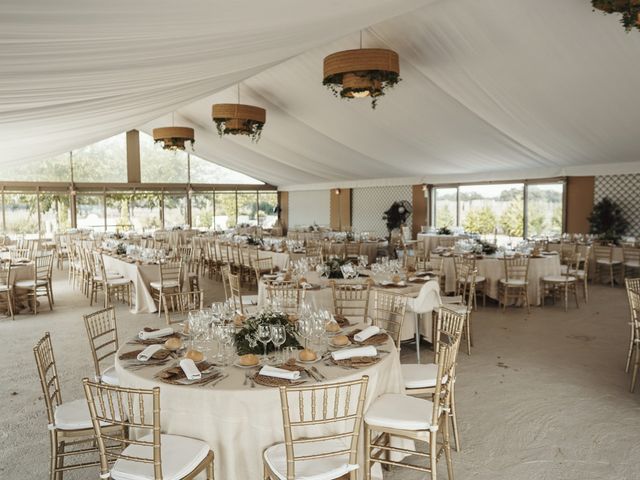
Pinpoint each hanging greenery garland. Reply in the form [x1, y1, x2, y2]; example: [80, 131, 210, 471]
[592, 0, 640, 32]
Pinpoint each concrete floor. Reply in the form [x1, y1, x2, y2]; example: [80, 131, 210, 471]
[1, 269, 639, 479]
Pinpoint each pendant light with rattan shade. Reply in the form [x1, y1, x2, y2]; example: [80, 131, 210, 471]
[212, 85, 266, 142]
[152, 113, 195, 151]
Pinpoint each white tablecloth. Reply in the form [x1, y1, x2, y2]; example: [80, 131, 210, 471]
[437, 254, 562, 305]
[417, 233, 464, 253]
[116, 330, 405, 480]
[102, 255, 160, 313]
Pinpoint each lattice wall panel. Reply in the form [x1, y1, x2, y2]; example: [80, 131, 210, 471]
[594, 174, 640, 236]
[352, 185, 412, 237]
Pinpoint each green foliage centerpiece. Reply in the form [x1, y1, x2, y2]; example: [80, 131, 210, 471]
[437, 226, 452, 235]
[235, 310, 300, 355]
[588, 197, 628, 244]
[320, 257, 350, 279]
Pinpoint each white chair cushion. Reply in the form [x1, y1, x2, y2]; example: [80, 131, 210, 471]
[150, 280, 180, 289]
[101, 365, 120, 386]
[499, 278, 527, 286]
[107, 278, 131, 287]
[402, 363, 438, 389]
[0, 284, 11, 292]
[263, 438, 358, 480]
[596, 259, 621, 265]
[624, 260, 640, 268]
[442, 303, 469, 315]
[242, 295, 259, 306]
[542, 275, 576, 283]
[111, 434, 209, 480]
[14, 279, 47, 288]
[365, 394, 438, 431]
[474, 275, 486, 283]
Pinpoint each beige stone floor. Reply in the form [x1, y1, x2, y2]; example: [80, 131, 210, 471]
[1, 268, 640, 479]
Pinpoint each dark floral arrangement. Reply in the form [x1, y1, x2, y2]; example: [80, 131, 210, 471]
[437, 226, 452, 235]
[234, 310, 300, 355]
[115, 243, 127, 255]
[477, 240, 497, 255]
[383, 200, 412, 234]
[592, 0, 640, 32]
[588, 197, 628, 244]
[320, 257, 350, 279]
[246, 236, 262, 246]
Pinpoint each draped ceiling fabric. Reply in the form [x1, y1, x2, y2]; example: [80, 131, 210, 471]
[3, 0, 640, 188]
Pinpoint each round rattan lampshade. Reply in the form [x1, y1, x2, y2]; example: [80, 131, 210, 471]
[323, 48, 400, 107]
[211, 103, 266, 141]
[152, 126, 195, 151]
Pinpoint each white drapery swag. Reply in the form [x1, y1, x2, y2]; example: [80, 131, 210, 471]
[4, 0, 640, 187]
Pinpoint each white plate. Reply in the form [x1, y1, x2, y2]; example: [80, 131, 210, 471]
[233, 359, 262, 369]
[297, 356, 323, 365]
[330, 339, 353, 349]
[325, 328, 344, 336]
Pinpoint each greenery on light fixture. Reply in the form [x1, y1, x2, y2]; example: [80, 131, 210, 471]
[592, 0, 640, 32]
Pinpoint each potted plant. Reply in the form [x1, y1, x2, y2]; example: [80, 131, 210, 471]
[588, 197, 629, 244]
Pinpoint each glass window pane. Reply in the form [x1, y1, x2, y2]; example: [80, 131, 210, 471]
[73, 133, 127, 182]
[0, 153, 71, 182]
[434, 188, 457, 228]
[258, 192, 278, 227]
[76, 194, 105, 231]
[214, 192, 237, 230]
[189, 154, 263, 184]
[459, 184, 523, 243]
[4, 192, 39, 236]
[140, 132, 188, 183]
[105, 193, 133, 233]
[164, 194, 188, 228]
[133, 193, 162, 233]
[40, 193, 71, 236]
[191, 193, 214, 230]
[526, 183, 563, 237]
[237, 192, 258, 226]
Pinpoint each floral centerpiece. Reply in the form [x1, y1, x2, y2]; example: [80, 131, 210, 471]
[318, 257, 350, 279]
[473, 240, 497, 255]
[234, 310, 300, 355]
[438, 226, 452, 235]
[115, 243, 127, 255]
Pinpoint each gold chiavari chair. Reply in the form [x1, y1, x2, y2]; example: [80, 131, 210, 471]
[622, 246, 640, 280]
[10, 247, 32, 262]
[67, 243, 81, 286]
[569, 246, 591, 303]
[593, 244, 622, 287]
[559, 241, 577, 266]
[181, 255, 201, 292]
[401, 306, 466, 451]
[204, 240, 221, 280]
[498, 256, 530, 313]
[162, 290, 204, 326]
[150, 261, 182, 317]
[331, 281, 371, 322]
[0, 261, 14, 319]
[34, 333, 122, 480]
[625, 278, 640, 374]
[364, 332, 461, 479]
[91, 252, 133, 308]
[253, 257, 274, 281]
[442, 264, 476, 355]
[422, 257, 445, 291]
[83, 306, 119, 385]
[263, 376, 369, 480]
[15, 252, 54, 314]
[305, 245, 322, 258]
[344, 241, 361, 260]
[175, 245, 193, 260]
[371, 290, 408, 350]
[438, 236, 456, 248]
[242, 246, 259, 284]
[454, 254, 486, 308]
[227, 270, 258, 315]
[626, 285, 640, 392]
[83, 380, 215, 480]
[267, 282, 306, 314]
[541, 252, 581, 312]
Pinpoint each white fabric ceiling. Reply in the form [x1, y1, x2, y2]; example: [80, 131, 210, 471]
[3, 0, 640, 188]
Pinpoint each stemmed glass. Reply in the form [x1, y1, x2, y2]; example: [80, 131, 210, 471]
[257, 323, 272, 361]
[270, 325, 286, 364]
[218, 325, 236, 366]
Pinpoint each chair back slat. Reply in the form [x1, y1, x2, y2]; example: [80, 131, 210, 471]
[84, 307, 118, 380]
[267, 282, 305, 314]
[162, 290, 203, 325]
[331, 281, 371, 321]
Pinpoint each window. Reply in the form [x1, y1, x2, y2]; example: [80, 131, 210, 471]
[163, 194, 187, 228]
[526, 183, 563, 237]
[140, 132, 188, 183]
[215, 192, 237, 230]
[40, 192, 71, 235]
[191, 192, 214, 229]
[4, 192, 39, 236]
[237, 192, 258, 226]
[189, 154, 263, 184]
[258, 191, 278, 227]
[0, 153, 71, 182]
[132, 192, 162, 232]
[434, 188, 457, 228]
[459, 184, 523, 240]
[73, 133, 127, 182]
[76, 194, 105, 231]
[105, 193, 134, 232]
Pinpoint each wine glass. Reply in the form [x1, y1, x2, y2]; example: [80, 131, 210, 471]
[270, 324, 286, 364]
[257, 323, 272, 361]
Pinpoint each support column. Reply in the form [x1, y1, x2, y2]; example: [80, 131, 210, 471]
[126, 130, 141, 184]
[330, 189, 351, 231]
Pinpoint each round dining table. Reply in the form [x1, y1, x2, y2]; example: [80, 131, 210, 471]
[116, 328, 406, 480]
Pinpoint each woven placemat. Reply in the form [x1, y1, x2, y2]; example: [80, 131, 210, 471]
[346, 329, 388, 346]
[155, 361, 213, 385]
[331, 356, 381, 368]
[119, 349, 172, 361]
[408, 278, 430, 284]
[376, 283, 408, 289]
[133, 333, 181, 345]
[252, 361, 306, 387]
[333, 314, 351, 328]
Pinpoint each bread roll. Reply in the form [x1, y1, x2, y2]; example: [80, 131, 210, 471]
[298, 276, 307, 284]
[332, 335, 350, 346]
[233, 314, 246, 327]
[325, 321, 341, 333]
[185, 349, 204, 362]
[238, 354, 259, 366]
[391, 274, 401, 284]
[299, 349, 317, 362]
[164, 337, 183, 351]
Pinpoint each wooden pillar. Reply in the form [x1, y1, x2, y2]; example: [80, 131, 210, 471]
[565, 176, 595, 234]
[330, 189, 351, 231]
[412, 185, 428, 238]
[278, 191, 289, 235]
[126, 130, 141, 184]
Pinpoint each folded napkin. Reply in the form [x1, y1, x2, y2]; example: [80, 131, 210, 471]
[138, 327, 174, 340]
[301, 282, 313, 289]
[275, 275, 285, 282]
[331, 346, 377, 361]
[179, 359, 202, 381]
[259, 365, 301, 380]
[137, 344, 164, 362]
[354, 326, 380, 342]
